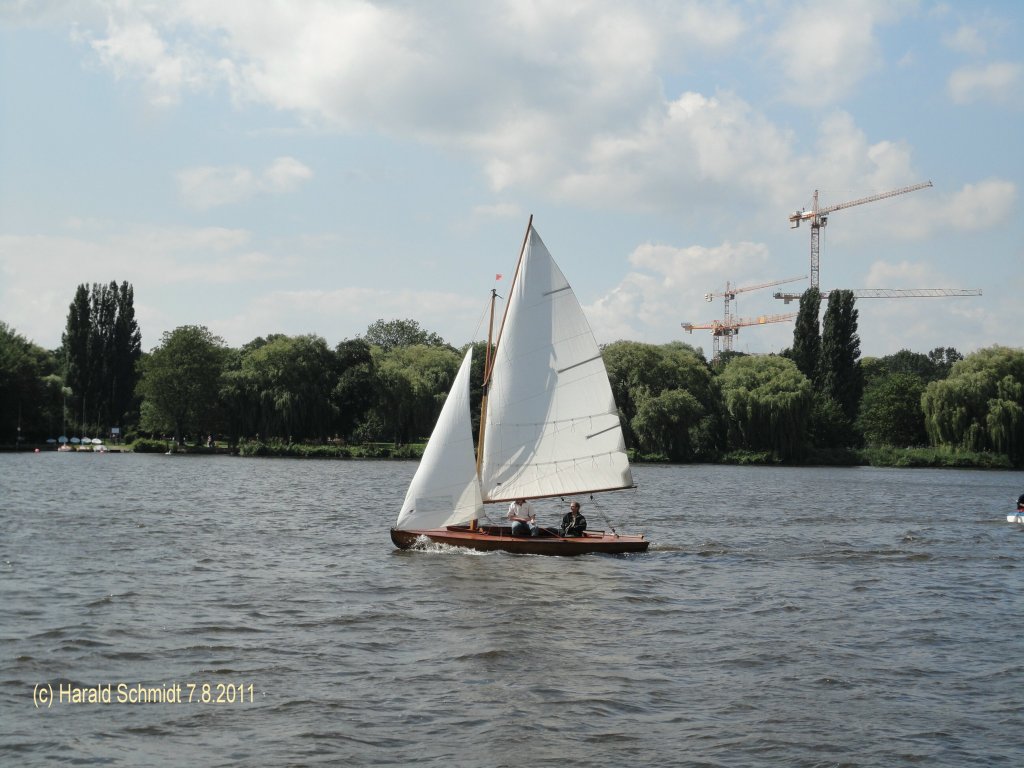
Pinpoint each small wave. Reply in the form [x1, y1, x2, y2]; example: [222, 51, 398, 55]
[816, 676, 855, 688]
[122, 725, 172, 736]
[648, 543, 689, 552]
[450, 648, 514, 662]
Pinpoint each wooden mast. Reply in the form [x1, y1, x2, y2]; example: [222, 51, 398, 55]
[474, 215, 533, 515]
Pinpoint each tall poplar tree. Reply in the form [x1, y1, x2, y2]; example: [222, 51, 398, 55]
[110, 282, 142, 428]
[819, 289, 862, 421]
[60, 281, 142, 434]
[791, 287, 821, 383]
[62, 284, 92, 431]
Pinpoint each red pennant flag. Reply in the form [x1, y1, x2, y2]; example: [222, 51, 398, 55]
[495, 273, 503, 281]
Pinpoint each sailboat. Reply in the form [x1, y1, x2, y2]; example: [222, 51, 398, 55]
[390, 218, 649, 555]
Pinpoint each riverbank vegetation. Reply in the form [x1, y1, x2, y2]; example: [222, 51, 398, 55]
[3, 284, 1023, 469]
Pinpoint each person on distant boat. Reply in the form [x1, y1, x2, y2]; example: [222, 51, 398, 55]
[507, 498, 537, 536]
[560, 501, 587, 537]
[1017, 493, 1024, 511]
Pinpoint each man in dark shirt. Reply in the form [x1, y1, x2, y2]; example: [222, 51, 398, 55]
[560, 501, 587, 537]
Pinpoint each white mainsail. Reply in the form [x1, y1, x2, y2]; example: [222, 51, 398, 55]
[396, 350, 483, 530]
[481, 227, 633, 502]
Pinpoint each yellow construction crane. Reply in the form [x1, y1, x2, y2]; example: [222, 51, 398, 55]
[704, 275, 805, 329]
[687, 275, 805, 361]
[682, 312, 797, 362]
[789, 181, 933, 290]
[775, 287, 983, 304]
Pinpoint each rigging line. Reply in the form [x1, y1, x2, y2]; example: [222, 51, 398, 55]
[470, 293, 496, 344]
[585, 493, 618, 535]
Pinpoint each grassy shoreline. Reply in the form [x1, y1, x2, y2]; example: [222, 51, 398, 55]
[4, 441, 1018, 469]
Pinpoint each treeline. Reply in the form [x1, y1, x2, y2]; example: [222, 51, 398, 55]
[2, 284, 1023, 467]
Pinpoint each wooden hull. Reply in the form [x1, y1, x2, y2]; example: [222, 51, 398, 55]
[390, 524, 649, 556]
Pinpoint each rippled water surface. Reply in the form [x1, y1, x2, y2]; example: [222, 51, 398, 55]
[2, 453, 1023, 766]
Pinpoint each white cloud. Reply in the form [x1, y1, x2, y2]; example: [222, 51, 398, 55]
[586, 240, 784, 347]
[555, 90, 805, 219]
[855, 259, 991, 356]
[176, 157, 312, 209]
[472, 203, 523, 219]
[60, 0, 939, 222]
[90, 17, 209, 107]
[944, 24, 988, 56]
[948, 61, 1022, 104]
[769, 1, 910, 106]
[215, 286, 483, 348]
[943, 179, 1017, 231]
[0, 226, 287, 347]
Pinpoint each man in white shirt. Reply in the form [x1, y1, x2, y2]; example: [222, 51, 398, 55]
[507, 498, 537, 536]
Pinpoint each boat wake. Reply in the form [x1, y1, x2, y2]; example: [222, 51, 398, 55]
[406, 535, 493, 555]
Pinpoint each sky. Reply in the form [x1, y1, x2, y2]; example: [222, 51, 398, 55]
[1, 0, 1021, 361]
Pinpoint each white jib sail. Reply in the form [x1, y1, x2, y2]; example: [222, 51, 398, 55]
[481, 227, 633, 502]
[396, 349, 483, 530]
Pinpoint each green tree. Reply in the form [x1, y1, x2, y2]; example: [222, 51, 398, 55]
[613, 341, 721, 455]
[372, 344, 462, 444]
[921, 345, 1024, 462]
[857, 372, 928, 446]
[0, 323, 60, 442]
[878, 349, 938, 381]
[61, 284, 91, 431]
[631, 389, 705, 461]
[110, 282, 142, 429]
[334, 337, 377, 440]
[819, 289, 861, 423]
[602, 340, 720, 456]
[136, 325, 228, 444]
[233, 334, 341, 441]
[791, 287, 821, 383]
[718, 355, 812, 461]
[60, 281, 141, 434]
[363, 318, 449, 351]
[927, 346, 963, 379]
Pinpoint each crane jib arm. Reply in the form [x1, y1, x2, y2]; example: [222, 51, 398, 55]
[789, 181, 932, 226]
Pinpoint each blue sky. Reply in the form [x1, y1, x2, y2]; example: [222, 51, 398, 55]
[1, 1, 1021, 360]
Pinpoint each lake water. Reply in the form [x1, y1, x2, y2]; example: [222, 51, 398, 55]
[1, 453, 1022, 766]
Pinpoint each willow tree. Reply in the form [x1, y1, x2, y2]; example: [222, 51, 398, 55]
[372, 344, 462, 444]
[602, 340, 721, 457]
[234, 334, 341, 441]
[718, 355, 812, 460]
[921, 345, 1024, 463]
[631, 389, 705, 461]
